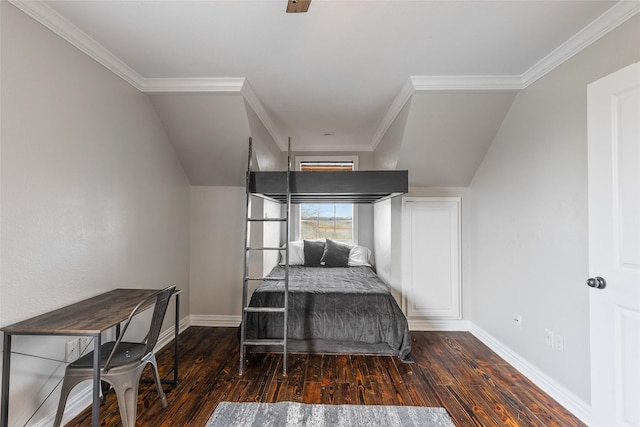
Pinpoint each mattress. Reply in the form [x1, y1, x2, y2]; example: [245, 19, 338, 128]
[243, 265, 413, 363]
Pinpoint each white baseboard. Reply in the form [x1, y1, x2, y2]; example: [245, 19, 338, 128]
[190, 314, 241, 327]
[468, 323, 591, 425]
[406, 318, 590, 424]
[192, 315, 468, 331]
[408, 318, 470, 331]
[32, 316, 191, 427]
[36, 317, 590, 426]
[156, 316, 191, 350]
[31, 382, 94, 427]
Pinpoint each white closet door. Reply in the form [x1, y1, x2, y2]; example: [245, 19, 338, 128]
[401, 197, 461, 319]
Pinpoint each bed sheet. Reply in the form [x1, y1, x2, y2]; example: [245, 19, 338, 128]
[244, 265, 413, 363]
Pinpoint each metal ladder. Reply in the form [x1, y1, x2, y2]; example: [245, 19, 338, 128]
[239, 137, 291, 376]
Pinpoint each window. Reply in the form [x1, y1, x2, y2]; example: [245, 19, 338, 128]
[297, 157, 357, 243]
[300, 203, 353, 241]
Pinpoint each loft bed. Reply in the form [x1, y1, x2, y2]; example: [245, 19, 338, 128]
[239, 139, 412, 374]
[249, 170, 408, 203]
[241, 161, 413, 364]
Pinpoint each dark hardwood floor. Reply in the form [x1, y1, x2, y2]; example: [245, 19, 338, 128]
[67, 327, 586, 426]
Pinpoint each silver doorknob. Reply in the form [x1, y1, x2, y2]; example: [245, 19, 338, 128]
[587, 276, 606, 289]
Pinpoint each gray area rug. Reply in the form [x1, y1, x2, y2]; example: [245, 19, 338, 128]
[207, 401, 456, 427]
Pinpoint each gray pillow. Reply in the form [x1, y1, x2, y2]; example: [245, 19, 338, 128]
[320, 239, 352, 267]
[303, 240, 325, 267]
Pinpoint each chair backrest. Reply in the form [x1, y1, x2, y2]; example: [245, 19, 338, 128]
[104, 285, 176, 371]
[144, 285, 176, 354]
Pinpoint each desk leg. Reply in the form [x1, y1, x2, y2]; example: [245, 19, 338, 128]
[174, 292, 180, 386]
[1, 333, 11, 427]
[92, 333, 101, 427]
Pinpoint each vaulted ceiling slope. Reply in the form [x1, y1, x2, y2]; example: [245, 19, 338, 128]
[12, 0, 640, 186]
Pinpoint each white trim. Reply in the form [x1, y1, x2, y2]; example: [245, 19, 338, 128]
[371, 2, 640, 150]
[410, 75, 524, 92]
[10, 0, 639, 157]
[9, 0, 145, 90]
[521, 0, 640, 87]
[141, 77, 246, 94]
[371, 75, 522, 150]
[13, 0, 637, 96]
[294, 156, 359, 244]
[293, 144, 373, 152]
[142, 78, 289, 151]
[408, 319, 470, 331]
[469, 323, 592, 425]
[32, 317, 191, 427]
[8, 0, 286, 150]
[39, 315, 590, 425]
[370, 78, 417, 151]
[295, 156, 359, 171]
[190, 314, 241, 328]
[241, 81, 288, 151]
[406, 318, 593, 424]
[185, 315, 591, 423]
[31, 382, 95, 427]
[401, 197, 462, 319]
[156, 316, 191, 349]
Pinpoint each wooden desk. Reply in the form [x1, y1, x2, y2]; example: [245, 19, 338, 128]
[0, 288, 181, 427]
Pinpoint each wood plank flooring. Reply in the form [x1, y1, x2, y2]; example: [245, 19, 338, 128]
[66, 327, 586, 426]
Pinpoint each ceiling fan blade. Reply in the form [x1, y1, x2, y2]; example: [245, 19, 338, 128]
[286, 0, 311, 13]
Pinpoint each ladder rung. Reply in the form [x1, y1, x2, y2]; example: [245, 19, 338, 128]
[243, 340, 285, 346]
[248, 218, 287, 222]
[246, 247, 282, 251]
[244, 307, 285, 313]
[245, 277, 285, 281]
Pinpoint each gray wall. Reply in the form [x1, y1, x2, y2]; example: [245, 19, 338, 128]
[469, 14, 640, 404]
[189, 186, 375, 318]
[190, 186, 246, 317]
[1, 3, 191, 425]
[5, 1, 638, 422]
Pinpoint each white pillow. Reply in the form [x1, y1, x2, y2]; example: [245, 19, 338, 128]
[279, 240, 304, 265]
[348, 244, 372, 267]
[279, 239, 371, 267]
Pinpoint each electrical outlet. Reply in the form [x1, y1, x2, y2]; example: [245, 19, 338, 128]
[65, 339, 79, 362]
[554, 334, 564, 352]
[545, 329, 554, 347]
[514, 315, 522, 328]
[79, 336, 91, 354]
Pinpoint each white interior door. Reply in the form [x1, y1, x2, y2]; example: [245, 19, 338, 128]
[401, 197, 461, 319]
[588, 62, 640, 427]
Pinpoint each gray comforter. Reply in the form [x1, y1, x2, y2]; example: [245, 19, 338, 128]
[244, 265, 413, 363]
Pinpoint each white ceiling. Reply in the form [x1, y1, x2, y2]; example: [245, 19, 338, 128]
[13, 0, 638, 186]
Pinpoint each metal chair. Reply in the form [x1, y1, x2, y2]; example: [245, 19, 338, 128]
[53, 285, 176, 427]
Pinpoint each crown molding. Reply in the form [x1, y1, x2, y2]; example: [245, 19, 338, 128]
[371, 0, 640, 151]
[13, 0, 638, 154]
[370, 78, 416, 151]
[9, 0, 145, 90]
[240, 81, 287, 150]
[370, 75, 521, 151]
[410, 75, 524, 92]
[521, 0, 640, 87]
[10, 0, 286, 148]
[141, 77, 246, 94]
[296, 143, 375, 152]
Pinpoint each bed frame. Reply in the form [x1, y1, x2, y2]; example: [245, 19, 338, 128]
[240, 138, 408, 375]
[249, 170, 408, 204]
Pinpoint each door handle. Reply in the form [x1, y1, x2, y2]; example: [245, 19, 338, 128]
[587, 276, 606, 289]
